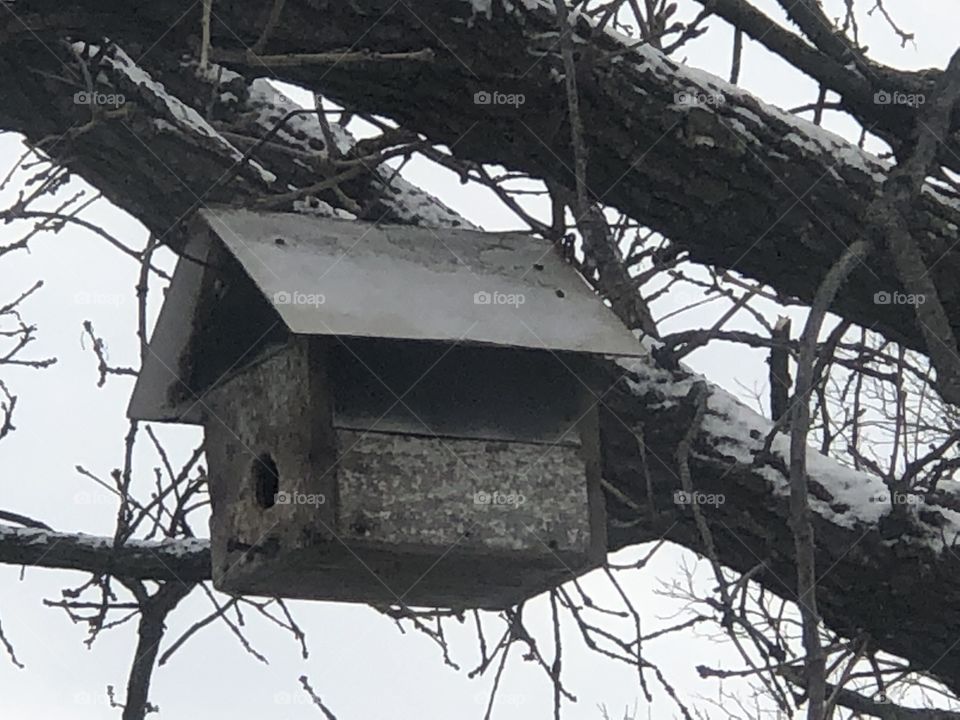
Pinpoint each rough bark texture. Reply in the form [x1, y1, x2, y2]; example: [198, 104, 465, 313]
[0, 526, 211, 582]
[3, 2, 960, 350]
[120, 581, 194, 720]
[3, 0, 960, 699]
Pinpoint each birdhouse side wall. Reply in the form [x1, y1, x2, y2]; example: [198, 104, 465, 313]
[204, 336, 337, 588]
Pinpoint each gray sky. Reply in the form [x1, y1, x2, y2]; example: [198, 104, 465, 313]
[1, 1, 956, 718]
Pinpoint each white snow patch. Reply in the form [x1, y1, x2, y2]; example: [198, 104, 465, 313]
[470, 0, 494, 18]
[293, 197, 357, 220]
[0, 525, 210, 556]
[89, 45, 276, 185]
[481, 4, 923, 192]
[193, 60, 245, 86]
[731, 106, 762, 126]
[152, 118, 178, 133]
[614, 351, 960, 550]
[784, 132, 825, 157]
[728, 119, 760, 146]
[922, 184, 960, 215]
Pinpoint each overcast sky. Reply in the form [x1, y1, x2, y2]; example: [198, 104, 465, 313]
[1, 1, 957, 718]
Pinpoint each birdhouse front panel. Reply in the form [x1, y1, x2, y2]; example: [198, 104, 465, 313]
[331, 430, 599, 607]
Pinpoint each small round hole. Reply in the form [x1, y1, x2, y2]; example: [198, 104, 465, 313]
[555, 288, 566, 298]
[274, 237, 287, 246]
[252, 454, 279, 509]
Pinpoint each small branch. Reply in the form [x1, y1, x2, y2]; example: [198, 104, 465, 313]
[781, 665, 960, 719]
[769, 316, 792, 423]
[299, 675, 339, 719]
[0, 615, 23, 668]
[82, 321, 138, 387]
[552, 0, 658, 338]
[200, 0, 213, 71]
[729, 27, 743, 84]
[789, 238, 871, 719]
[866, 48, 960, 405]
[0, 510, 52, 530]
[120, 580, 194, 720]
[0, 525, 211, 581]
[251, 0, 286, 54]
[210, 47, 436, 67]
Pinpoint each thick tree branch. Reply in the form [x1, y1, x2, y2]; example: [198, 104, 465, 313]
[0, 526, 210, 582]
[2, 1, 960, 352]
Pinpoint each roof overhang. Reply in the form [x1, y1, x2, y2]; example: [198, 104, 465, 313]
[128, 208, 646, 423]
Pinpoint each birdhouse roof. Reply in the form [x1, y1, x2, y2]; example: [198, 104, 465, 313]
[129, 208, 644, 423]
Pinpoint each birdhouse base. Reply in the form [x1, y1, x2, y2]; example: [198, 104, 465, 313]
[214, 541, 594, 610]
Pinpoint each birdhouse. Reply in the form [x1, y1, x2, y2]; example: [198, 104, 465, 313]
[129, 208, 642, 609]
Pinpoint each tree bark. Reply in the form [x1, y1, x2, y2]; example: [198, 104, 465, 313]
[4, 1, 959, 351]
[0, 526, 210, 582]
